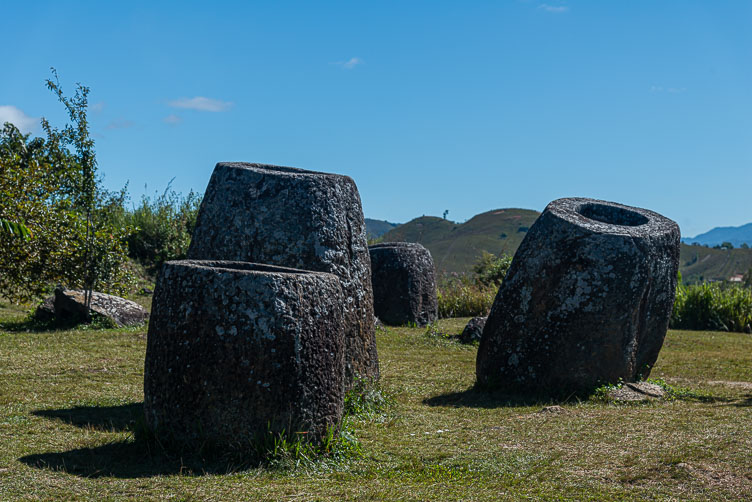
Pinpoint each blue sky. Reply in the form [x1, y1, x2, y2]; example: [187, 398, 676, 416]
[2, 1, 751, 237]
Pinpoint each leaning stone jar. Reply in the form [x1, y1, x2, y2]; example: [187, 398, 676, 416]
[369, 242, 438, 326]
[476, 198, 680, 394]
[144, 260, 345, 451]
[187, 163, 378, 385]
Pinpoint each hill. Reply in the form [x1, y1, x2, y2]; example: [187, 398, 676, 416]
[364, 218, 400, 239]
[380, 208, 752, 281]
[683, 222, 752, 248]
[380, 209, 540, 273]
[680, 244, 752, 283]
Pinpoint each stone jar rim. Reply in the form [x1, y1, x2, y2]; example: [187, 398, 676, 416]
[545, 197, 679, 237]
[369, 242, 427, 251]
[215, 162, 350, 180]
[162, 259, 340, 280]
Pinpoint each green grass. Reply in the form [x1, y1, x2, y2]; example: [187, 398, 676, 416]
[1, 308, 752, 500]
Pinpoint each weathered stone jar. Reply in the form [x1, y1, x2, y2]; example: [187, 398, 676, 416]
[476, 198, 680, 394]
[144, 260, 345, 451]
[187, 163, 378, 384]
[369, 242, 438, 326]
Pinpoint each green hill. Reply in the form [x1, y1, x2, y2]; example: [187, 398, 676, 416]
[380, 208, 752, 281]
[380, 208, 540, 273]
[680, 244, 752, 283]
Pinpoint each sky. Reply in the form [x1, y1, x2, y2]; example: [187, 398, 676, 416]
[2, 1, 751, 237]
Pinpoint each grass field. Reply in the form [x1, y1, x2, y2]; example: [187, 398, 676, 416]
[1, 303, 752, 501]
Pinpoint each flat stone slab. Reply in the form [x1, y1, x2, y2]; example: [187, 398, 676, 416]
[609, 382, 666, 402]
[50, 288, 149, 327]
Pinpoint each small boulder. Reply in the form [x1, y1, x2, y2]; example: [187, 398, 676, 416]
[33, 296, 56, 322]
[460, 316, 487, 344]
[53, 287, 149, 327]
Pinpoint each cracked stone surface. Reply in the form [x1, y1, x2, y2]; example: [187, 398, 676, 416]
[476, 198, 680, 395]
[369, 242, 438, 326]
[144, 260, 345, 451]
[187, 163, 378, 384]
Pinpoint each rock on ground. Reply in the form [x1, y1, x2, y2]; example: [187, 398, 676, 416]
[144, 260, 346, 451]
[477, 198, 680, 395]
[369, 242, 438, 326]
[460, 316, 487, 344]
[187, 163, 378, 385]
[609, 382, 666, 402]
[43, 287, 149, 327]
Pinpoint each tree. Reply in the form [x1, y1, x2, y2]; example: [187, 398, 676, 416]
[0, 71, 132, 304]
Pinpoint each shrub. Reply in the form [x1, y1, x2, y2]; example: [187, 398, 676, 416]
[671, 282, 752, 333]
[437, 274, 497, 318]
[123, 185, 201, 271]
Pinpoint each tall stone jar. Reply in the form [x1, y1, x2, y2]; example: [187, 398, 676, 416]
[476, 198, 680, 394]
[187, 163, 378, 385]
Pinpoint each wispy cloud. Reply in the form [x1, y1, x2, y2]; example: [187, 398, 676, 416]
[333, 57, 363, 70]
[106, 119, 135, 130]
[163, 114, 182, 125]
[0, 105, 38, 133]
[90, 102, 105, 113]
[538, 4, 569, 13]
[168, 96, 233, 112]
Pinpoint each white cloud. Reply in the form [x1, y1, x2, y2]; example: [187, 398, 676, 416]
[0, 105, 38, 133]
[163, 114, 182, 125]
[90, 102, 105, 113]
[106, 119, 135, 130]
[168, 96, 233, 112]
[538, 4, 569, 13]
[333, 57, 363, 69]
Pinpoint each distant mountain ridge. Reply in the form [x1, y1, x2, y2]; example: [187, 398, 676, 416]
[365, 218, 400, 239]
[374, 208, 752, 282]
[683, 223, 752, 248]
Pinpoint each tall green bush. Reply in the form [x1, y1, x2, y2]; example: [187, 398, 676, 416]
[124, 185, 201, 271]
[671, 282, 752, 333]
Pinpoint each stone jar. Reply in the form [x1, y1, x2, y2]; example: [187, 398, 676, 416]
[476, 198, 680, 394]
[187, 163, 378, 385]
[144, 260, 345, 451]
[369, 242, 438, 326]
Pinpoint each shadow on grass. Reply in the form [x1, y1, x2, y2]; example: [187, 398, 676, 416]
[423, 385, 562, 409]
[33, 403, 144, 432]
[22, 403, 262, 478]
[0, 315, 91, 333]
[733, 393, 752, 407]
[19, 440, 203, 478]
